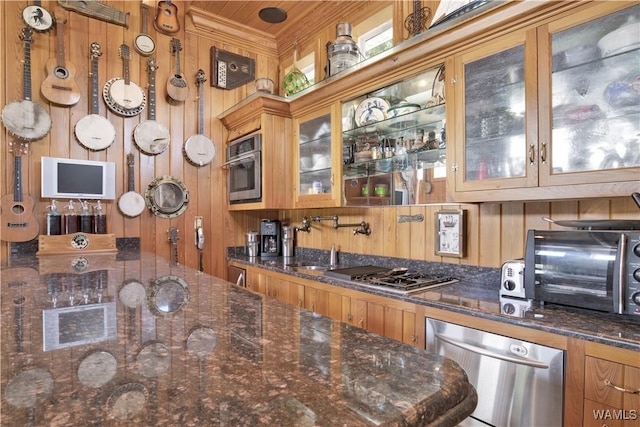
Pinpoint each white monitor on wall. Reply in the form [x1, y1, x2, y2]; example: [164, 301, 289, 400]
[41, 156, 116, 200]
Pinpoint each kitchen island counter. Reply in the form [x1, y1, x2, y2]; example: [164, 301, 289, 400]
[1, 251, 476, 426]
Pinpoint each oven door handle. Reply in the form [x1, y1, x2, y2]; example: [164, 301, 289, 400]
[222, 151, 259, 168]
[434, 333, 550, 369]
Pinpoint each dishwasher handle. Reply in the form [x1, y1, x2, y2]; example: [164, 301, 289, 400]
[236, 272, 245, 287]
[434, 332, 550, 369]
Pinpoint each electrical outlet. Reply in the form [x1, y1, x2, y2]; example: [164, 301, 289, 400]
[194, 216, 203, 229]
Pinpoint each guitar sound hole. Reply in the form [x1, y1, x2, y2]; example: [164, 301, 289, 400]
[11, 205, 25, 215]
[53, 66, 69, 79]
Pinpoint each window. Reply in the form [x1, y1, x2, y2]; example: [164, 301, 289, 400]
[359, 21, 393, 59]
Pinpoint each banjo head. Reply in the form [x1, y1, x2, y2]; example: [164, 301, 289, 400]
[1, 100, 52, 141]
[134, 121, 170, 155]
[134, 33, 156, 56]
[118, 191, 146, 218]
[22, 5, 53, 32]
[184, 134, 216, 166]
[75, 114, 116, 151]
[103, 78, 146, 117]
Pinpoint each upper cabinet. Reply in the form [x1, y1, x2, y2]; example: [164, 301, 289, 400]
[449, 2, 640, 202]
[341, 66, 448, 206]
[293, 105, 342, 208]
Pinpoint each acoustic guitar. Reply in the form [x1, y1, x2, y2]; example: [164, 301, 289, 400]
[103, 44, 146, 117]
[167, 38, 189, 103]
[153, 0, 180, 35]
[1, 141, 39, 242]
[1, 27, 52, 141]
[75, 42, 116, 151]
[41, 15, 81, 106]
[134, 57, 170, 155]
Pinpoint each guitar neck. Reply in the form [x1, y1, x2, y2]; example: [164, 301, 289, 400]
[55, 18, 66, 67]
[127, 155, 135, 192]
[148, 60, 156, 120]
[13, 155, 23, 203]
[90, 51, 100, 114]
[23, 34, 32, 101]
[198, 82, 204, 135]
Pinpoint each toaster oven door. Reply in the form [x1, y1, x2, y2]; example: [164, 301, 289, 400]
[525, 230, 622, 312]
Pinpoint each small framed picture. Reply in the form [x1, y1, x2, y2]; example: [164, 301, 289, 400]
[435, 209, 466, 257]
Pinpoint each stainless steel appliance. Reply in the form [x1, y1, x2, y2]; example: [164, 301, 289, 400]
[282, 226, 294, 258]
[224, 133, 261, 204]
[500, 258, 525, 299]
[524, 229, 640, 315]
[426, 318, 565, 427]
[245, 231, 259, 258]
[260, 219, 281, 258]
[324, 265, 457, 294]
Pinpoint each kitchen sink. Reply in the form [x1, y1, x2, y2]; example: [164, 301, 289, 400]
[284, 261, 329, 271]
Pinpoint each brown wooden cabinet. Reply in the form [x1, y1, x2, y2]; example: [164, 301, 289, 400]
[293, 104, 343, 208]
[448, 1, 640, 202]
[218, 94, 293, 210]
[583, 356, 640, 427]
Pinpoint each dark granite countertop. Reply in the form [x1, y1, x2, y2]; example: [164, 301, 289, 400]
[1, 251, 476, 426]
[227, 248, 640, 352]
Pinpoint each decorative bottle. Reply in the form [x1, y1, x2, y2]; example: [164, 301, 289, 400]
[93, 201, 107, 234]
[78, 200, 93, 233]
[63, 200, 79, 234]
[45, 200, 62, 235]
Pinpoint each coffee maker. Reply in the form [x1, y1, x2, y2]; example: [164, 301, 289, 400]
[260, 219, 281, 257]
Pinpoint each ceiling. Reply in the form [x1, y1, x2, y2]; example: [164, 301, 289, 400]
[186, 1, 369, 40]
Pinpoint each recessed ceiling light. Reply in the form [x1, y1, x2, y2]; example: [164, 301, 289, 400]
[259, 7, 287, 24]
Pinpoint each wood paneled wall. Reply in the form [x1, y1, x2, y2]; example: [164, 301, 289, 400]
[0, 1, 279, 276]
[2, 1, 637, 277]
[229, 197, 639, 268]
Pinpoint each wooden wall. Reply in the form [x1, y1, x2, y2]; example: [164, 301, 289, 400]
[2, 1, 637, 277]
[0, 0, 280, 276]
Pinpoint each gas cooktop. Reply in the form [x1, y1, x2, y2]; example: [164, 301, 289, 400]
[324, 265, 458, 295]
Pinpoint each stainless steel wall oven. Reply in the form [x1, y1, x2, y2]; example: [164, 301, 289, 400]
[224, 133, 261, 204]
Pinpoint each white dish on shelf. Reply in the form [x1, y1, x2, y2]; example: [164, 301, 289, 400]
[354, 97, 390, 127]
[598, 20, 640, 56]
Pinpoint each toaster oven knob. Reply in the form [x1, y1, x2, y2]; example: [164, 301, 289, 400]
[503, 280, 517, 291]
[632, 292, 640, 306]
[634, 268, 640, 283]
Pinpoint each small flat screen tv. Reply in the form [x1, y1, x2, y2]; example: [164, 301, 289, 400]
[43, 302, 117, 351]
[41, 156, 116, 200]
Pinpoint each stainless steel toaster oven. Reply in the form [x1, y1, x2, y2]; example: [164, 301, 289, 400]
[524, 229, 640, 315]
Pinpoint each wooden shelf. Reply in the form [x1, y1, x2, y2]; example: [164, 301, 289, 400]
[37, 233, 117, 256]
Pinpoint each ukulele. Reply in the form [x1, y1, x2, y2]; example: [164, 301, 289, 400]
[103, 44, 146, 117]
[184, 69, 215, 166]
[134, 57, 170, 155]
[74, 42, 116, 151]
[153, 0, 180, 35]
[168, 227, 179, 265]
[1, 27, 52, 142]
[41, 15, 81, 106]
[0, 141, 39, 242]
[166, 38, 189, 103]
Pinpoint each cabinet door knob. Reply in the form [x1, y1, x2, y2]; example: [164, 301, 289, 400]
[540, 142, 547, 164]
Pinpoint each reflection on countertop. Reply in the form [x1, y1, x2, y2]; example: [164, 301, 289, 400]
[228, 247, 640, 352]
[1, 251, 476, 426]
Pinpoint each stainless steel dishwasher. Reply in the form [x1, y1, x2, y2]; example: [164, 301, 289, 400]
[426, 318, 564, 427]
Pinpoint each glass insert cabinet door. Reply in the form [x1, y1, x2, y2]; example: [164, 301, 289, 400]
[542, 3, 640, 185]
[297, 111, 332, 197]
[456, 32, 531, 190]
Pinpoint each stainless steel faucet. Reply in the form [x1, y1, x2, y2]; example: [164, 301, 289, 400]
[294, 216, 312, 233]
